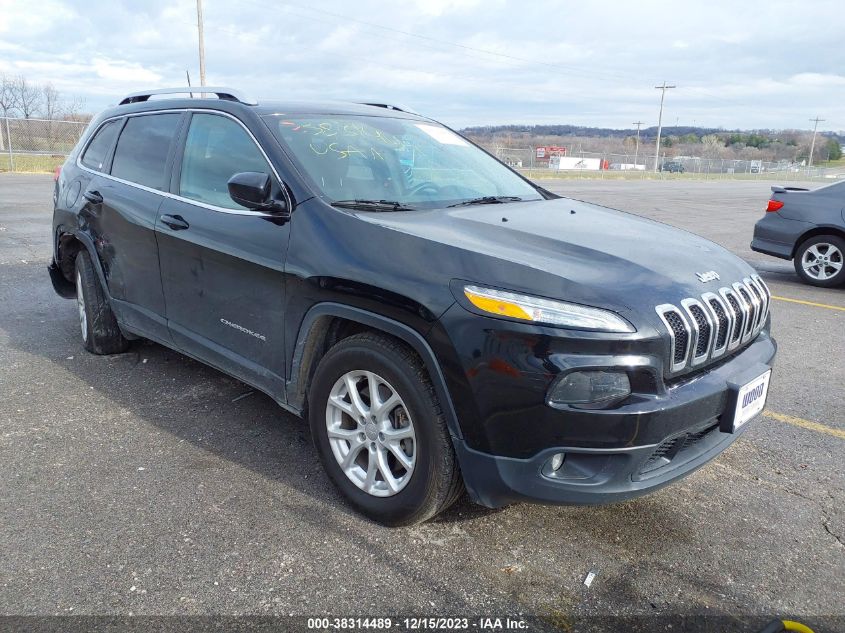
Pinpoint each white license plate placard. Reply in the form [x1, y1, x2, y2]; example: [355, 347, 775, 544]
[731, 370, 771, 431]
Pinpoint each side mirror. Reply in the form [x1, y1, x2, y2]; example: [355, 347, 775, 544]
[227, 172, 287, 214]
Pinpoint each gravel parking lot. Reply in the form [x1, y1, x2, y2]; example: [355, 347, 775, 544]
[0, 174, 842, 629]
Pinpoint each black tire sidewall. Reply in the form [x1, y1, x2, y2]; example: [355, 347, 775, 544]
[75, 251, 98, 352]
[794, 235, 845, 287]
[309, 340, 444, 526]
[74, 250, 128, 354]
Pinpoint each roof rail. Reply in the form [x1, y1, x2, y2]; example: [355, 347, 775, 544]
[357, 102, 419, 115]
[118, 87, 257, 106]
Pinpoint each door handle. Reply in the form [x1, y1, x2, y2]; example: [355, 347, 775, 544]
[83, 190, 103, 204]
[160, 214, 190, 231]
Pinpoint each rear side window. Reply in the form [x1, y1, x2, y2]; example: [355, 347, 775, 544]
[179, 113, 272, 209]
[80, 120, 120, 172]
[111, 114, 181, 190]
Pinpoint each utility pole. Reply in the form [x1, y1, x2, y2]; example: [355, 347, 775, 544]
[196, 0, 207, 87]
[808, 116, 825, 167]
[653, 82, 676, 172]
[632, 121, 643, 167]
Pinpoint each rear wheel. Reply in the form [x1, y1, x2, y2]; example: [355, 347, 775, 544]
[75, 250, 129, 354]
[308, 332, 463, 526]
[794, 235, 845, 287]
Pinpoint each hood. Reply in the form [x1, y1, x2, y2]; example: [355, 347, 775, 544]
[360, 197, 755, 318]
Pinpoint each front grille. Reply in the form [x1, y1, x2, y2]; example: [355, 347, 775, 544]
[746, 278, 767, 330]
[708, 298, 729, 349]
[724, 292, 744, 343]
[688, 304, 711, 358]
[655, 275, 770, 375]
[737, 286, 755, 336]
[663, 310, 689, 365]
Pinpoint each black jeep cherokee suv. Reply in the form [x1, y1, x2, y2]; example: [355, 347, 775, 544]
[49, 88, 777, 525]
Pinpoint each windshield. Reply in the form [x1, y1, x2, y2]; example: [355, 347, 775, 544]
[265, 114, 542, 209]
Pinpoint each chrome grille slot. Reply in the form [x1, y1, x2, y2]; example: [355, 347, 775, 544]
[655, 305, 690, 372]
[721, 289, 744, 347]
[734, 283, 757, 342]
[657, 277, 770, 374]
[703, 292, 730, 357]
[744, 277, 765, 332]
[750, 275, 770, 330]
[681, 298, 713, 365]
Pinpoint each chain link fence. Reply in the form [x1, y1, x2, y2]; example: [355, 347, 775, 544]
[486, 143, 844, 182]
[1, 116, 88, 172]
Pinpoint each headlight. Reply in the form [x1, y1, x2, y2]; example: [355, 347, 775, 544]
[463, 285, 635, 333]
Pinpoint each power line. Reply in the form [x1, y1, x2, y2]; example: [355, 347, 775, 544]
[808, 116, 825, 167]
[653, 82, 676, 172]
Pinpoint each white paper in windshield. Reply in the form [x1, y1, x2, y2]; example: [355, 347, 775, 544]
[415, 124, 469, 146]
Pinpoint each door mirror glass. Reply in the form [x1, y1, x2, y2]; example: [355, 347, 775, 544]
[227, 172, 285, 212]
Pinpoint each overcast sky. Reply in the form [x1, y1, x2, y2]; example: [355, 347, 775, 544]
[1, 0, 843, 131]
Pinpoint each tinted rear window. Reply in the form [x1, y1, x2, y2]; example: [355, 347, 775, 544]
[111, 114, 181, 190]
[81, 120, 120, 172]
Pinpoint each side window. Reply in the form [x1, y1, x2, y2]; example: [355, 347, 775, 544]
[179, 113, 272, 210]
[111, 114, 181, 190]
[80, 120, 120, 172]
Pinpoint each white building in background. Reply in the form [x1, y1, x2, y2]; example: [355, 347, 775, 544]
[549, 156, 602, 171]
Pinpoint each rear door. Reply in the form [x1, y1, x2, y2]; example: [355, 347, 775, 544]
[155, 111, 291, 397]
[80, 112, 183, 341]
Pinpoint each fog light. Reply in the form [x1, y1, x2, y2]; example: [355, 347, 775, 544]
[548, 371, 631, 408]
[550, 453, 565, 471]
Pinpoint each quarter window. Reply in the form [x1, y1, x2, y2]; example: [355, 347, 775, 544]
[179, 113, 272, 210]
[80, 120, 120, 172]
[111, 114, 181, 190]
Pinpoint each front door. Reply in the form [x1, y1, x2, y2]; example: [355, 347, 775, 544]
[155, 111, 291, 398]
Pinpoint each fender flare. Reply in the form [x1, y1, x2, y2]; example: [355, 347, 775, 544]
[73, 230, 113, 298]
[287, 302, 463, 440]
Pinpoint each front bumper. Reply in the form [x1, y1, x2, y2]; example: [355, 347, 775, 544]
[455, 332, 777, 508]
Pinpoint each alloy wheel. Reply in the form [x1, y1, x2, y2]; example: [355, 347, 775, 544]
[801, 242, 843, 281]
[325, 370, 416, 497]
[76, 269, 87, 342]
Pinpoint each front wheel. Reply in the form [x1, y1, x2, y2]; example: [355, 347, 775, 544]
[793, 235, 845, 287]
[308, 333, 463, 526]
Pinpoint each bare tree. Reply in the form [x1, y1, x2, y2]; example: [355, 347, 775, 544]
[42, 82, 61, 121]
[14, 75, 42, 119]
[0, 74, 18, 117]
[0, 74, 18, 151]
[61, 95, 88, 121]
[700, 134, 723, 158]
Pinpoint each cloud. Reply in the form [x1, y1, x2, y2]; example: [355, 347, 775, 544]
[0, 0, 76, 35]
[0, 0, 843, 130]
[91, 58, 162, 85]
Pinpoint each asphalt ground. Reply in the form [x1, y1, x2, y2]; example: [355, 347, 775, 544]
[0, 174, 842, 630]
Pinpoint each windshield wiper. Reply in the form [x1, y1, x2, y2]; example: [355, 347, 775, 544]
[447, 196, 523, 207]
[331, 199, 415, 212]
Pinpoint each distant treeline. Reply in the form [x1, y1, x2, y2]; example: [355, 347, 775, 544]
[460, 124, 843, 145]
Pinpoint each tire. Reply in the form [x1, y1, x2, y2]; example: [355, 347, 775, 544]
[308, 332, 464, 526]
[793, 235, 845, 288]
[74, 250, 129, 354]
